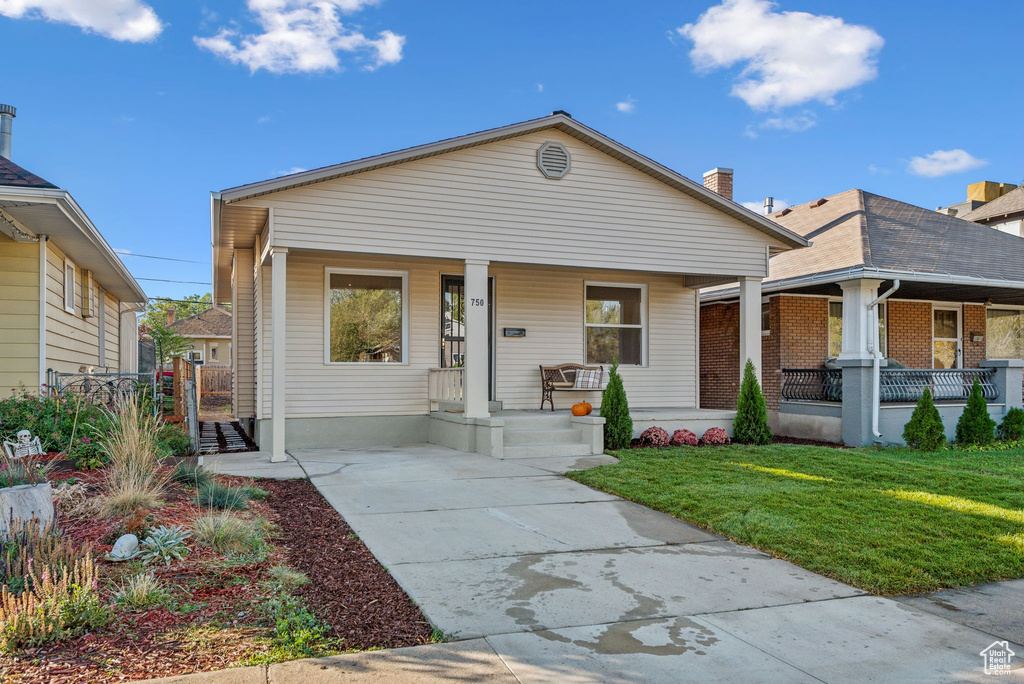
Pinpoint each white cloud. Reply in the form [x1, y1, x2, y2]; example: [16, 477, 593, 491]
[677, 0, 883, 110]
[275, 166, 307, 176]
[908, 149, 986, 178]
[256, 114, 273, 124]
[536, 83, 544, 93]
[742, 199, 789, 214]
[195, 0, 405, 74]
[867, 163, 891, 175]
[0, 0, 163, 41]
[615, 98, 636, 114]
[760, 112, 815, 132]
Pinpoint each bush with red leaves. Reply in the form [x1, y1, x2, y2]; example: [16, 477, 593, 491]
[700, 427, 731, 445]
[669, 429, 698, 447]
[638, 426, 670, 447]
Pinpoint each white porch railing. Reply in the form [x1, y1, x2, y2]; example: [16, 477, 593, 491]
[428, 367, 464, 411]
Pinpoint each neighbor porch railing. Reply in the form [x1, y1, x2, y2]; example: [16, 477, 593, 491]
[428, 367, 464, 411]
[781, 368, 843, 402]
[47, 369, 159, 415]
[879, 368, 997, 403]
[781, 367, 999, 404]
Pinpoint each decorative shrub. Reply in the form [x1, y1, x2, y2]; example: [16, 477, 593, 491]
[600, 360, 634, 451]
[139, 525, 190, 566]
[114, 572, 168, 610]
[193, 512, 265, 555]
[638, 426, 669, 448]
[171, 463, 212, 489]
[700, 428, 731, 446]
[0, 388, 113, 469]
[100, 397, 168, 517]
[903, 387, 945, 451]
[1, 520, 86, 593]
[955, 378, 996, 446]
[52, 482, 102, 520]
[0, 551, 107, 652]
[669, 429, 698, 447]
[733, 359, 772, 445]
[196, 482, 251, 511]
[268, 565, 310, 590]
[156, 423, 193, 457]
[997, 407, 1024, 441]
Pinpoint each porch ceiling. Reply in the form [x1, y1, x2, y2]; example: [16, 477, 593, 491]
[212, 203, 268, 303]
[782, 279, 1024, 306]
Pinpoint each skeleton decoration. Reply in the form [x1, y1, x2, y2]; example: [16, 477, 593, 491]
[2, 430, 44, 460]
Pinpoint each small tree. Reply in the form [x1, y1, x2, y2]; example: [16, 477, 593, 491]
[903, 387, 945, 451]
[600, 360, 633, 450]
[955, 378, 996, 446]
[146, 318, 192, 368]
[998, 407, 1024, 441]
[733, 359, 772, 445]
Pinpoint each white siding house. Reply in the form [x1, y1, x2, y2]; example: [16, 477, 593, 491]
[212, 113, 808, 461]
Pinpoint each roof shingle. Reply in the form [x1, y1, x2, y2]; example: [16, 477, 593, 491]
[0, 156, 57, 188]
[766, 188, 1024, 285]
[960, 185, 1024, 222]
[170, 306, 232, 337]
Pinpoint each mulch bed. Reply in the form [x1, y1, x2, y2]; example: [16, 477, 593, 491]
[262, 479, 433, 650]
[0, 474, 432, 683]
[771, 435, 848, 448]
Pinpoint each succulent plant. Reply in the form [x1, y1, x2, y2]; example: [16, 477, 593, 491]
[139, 525, 190, 566]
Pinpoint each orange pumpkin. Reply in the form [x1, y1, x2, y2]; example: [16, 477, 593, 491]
[571, 402, 592, 416]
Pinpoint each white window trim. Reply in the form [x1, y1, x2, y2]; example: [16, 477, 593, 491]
[932, 304, 962, 369]
[97, 287, 106, 366]
[63, 258, 76, 314]
[583, 281, 648, 367]
[827, 298, 889, 358]
[323, 267, 410, 366]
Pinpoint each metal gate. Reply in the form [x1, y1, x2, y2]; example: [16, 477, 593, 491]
[440, 275, 494, 399]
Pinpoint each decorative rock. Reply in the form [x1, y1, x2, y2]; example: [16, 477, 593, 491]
[0, 483, 54, 538]
[107, 534, 140, 561]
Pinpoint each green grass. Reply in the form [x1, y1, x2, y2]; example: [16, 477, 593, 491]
[567, 444, 1024, 595]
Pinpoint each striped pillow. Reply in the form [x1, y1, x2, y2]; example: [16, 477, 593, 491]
[573, 368, 602, 390]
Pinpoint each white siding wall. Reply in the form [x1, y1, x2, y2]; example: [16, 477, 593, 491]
[0, 232, 40, 393]
[255, 253, 696, 419]
[119, 309, 138, 373]
[233, 249, 256, 417]
[255, 129, 779, 278]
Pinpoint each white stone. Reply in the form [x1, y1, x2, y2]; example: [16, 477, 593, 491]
[0, 483, 54, 537]
[107, 533, 140, 561]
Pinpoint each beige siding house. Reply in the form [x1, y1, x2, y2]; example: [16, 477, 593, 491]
[168, 306, 232, 366]
[0, 125, 146, 395]
[211, 113, 808, 461]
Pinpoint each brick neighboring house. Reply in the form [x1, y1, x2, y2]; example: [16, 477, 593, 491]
[700, 189, 1024, 445]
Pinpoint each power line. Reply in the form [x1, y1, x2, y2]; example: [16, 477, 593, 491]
[116, 251, 209, 265]
[137, 277, 212, 285]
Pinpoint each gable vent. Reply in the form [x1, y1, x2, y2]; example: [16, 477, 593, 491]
[537, 141, 571, 179]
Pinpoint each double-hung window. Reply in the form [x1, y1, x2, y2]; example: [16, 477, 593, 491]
[584, 283, 646, 366]
[325, 268, 408, 364]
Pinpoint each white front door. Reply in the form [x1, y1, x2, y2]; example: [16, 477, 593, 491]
[932, 306, 961, 369]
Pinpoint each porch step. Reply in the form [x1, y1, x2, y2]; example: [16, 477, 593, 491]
[503, 428, 584, 446]
[500, 442, 594, 459]
[499, 413, 574, 430]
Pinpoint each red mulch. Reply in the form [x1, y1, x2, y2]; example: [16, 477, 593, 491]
[0, 474, 431, 683]
[262, 479, 433, 650]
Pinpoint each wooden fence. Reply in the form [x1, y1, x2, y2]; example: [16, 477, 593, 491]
[200, 367, 232, 398]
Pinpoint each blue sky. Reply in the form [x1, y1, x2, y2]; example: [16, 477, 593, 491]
[2, 0, 1021, 301]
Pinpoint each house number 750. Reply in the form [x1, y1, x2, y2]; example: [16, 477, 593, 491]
[470, 298, 485, 306]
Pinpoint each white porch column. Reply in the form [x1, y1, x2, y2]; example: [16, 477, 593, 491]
[838, 279, 883, 360]
[463, 259, 490, 419]
[738, 276, 762, 383]
[270, 247, 288, 463]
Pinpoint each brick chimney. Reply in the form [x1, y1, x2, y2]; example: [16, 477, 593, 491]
[703, 167, 734, 201]
[166, 307, 175, 325]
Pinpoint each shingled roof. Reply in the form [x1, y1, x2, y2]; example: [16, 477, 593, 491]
[765, 188, 1024, 285]
[170, 306, 232, 337]
[0, 156, 57, 188]
[960, 185, 1024, 223]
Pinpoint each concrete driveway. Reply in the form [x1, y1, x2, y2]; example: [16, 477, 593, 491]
[275, 443, 1023, 683]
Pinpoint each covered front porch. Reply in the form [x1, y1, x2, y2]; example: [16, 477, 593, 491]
[243, 247, 759, 461]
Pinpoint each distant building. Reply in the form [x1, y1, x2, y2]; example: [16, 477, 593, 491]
[167, 306, 232, 366]
[937, 180, 1023, 237]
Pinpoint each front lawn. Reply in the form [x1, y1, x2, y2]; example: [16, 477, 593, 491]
[567, 444, 1024, 595]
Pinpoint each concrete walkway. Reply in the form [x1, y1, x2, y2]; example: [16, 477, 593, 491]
[187, 444, 1024, 682]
